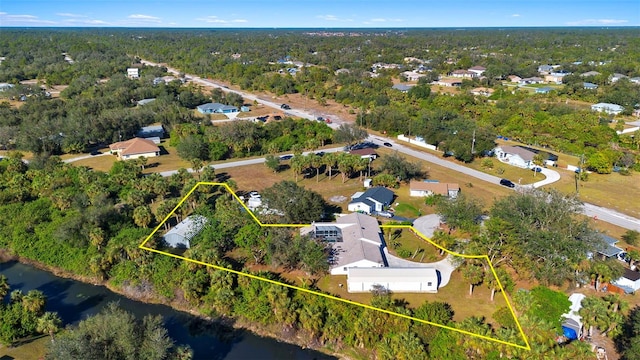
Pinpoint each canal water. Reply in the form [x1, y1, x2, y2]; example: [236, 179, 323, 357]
[0, 260, 336, 360]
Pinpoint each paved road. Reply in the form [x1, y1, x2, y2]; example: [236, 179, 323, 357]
[139, 59, 640, 231]
[158, 146, 344, 177]
[140, 59, 344, 129]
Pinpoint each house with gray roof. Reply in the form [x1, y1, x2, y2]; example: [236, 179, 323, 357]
[196, 102, 239, 118]
[494, 145, 536, 169]
[137, 124, 165, 139]
[583, 82, 598, 90]
[580, 71, 601, 77]
[162, 215, 208, 249]
[347, 187, 394, 215]
[597, 234, 624, 259]
[302, 213, 387, 275]
[591, 103, 624, 115]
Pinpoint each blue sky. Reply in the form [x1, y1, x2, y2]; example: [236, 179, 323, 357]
[1, 0, 638, 28]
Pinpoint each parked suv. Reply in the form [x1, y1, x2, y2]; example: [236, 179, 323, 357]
[499, 179, 515, 188]
[378, 211, 393, 218]
[280, 104, 291, 110]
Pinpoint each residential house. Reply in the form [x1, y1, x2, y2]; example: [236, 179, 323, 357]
[136, 124, 165, 139]
[583, 82, 598, 90]
[348, 187, 394, 215]
[163, 215, 207, 249]
[196, 102, 239, 118]
[348, 148, 378, 160]
[109, 137, 160, 160]
[494, 145, 536, 169]
[545, 74, 565, 84]
[470, 87, 494, 96]
[450, 69, 476, 78]
[518, 77, 544, 85]
[535, 87, 553, 94]
[302, 213, 387, 275]
[561, 293, 586, 340]
[610, 73, 628, 83]
[392, 83, 413, 93]
[580, 71, 601, 77]
[537, 64, 555, 75]
[468, 66, 486, 77]
[402, 71, 426, 81]
[0, 83, 14, 91]
[437, 78, 462, 87]
[613, 269, 640, 293]
[507, 75, 522, 83]
[347, 267, 439, 293]
[127, 68, 139, 79]
[591, 103, 624, 115]
[409, 180, 460, 198]
[597, 234, 624, 260]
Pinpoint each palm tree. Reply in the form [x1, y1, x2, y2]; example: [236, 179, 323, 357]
[10, 289, 23, 304]
[22, 290, 46, 315]
[173, 345, 193, 360]
[0, 275, 9, 299]
[37, 312, 62, 342]
[323, 152, 337, 179]
[133, 205, 154, 228]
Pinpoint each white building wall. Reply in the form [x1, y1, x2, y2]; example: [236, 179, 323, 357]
[330, 259, 383, 275]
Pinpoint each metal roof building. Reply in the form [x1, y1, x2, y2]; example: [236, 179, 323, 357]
[347, 267, 439, 293]
[163, 215, 208, 249]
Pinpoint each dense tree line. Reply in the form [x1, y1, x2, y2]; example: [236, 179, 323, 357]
[0, 275, 62, 346]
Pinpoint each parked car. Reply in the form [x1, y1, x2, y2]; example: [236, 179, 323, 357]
[279, 154, 293, 160]
[378, 211, 394, 218]
[383, 142, 393, 147]
[325, 118, 332, 124]
[532, 167, 542, 172]
[280, 104, 290, 110]
[499, 179, 516, 188]
[316, 116, 324, 121]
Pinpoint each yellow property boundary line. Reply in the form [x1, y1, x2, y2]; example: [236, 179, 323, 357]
[139, 182, 531, 350]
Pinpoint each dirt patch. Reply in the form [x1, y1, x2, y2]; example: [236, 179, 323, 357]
[329, 195, 347, 203]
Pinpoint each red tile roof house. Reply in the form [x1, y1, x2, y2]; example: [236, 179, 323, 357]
[409, 180, 460, 198]
[109, 137, 161, 160]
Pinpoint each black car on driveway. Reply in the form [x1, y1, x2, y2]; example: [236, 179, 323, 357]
[499, 179, 516, 188]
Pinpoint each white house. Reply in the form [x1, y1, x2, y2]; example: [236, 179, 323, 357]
[409, 180, 460, 198]
[468, 66, 486, 77]
[450, 69, 476, 78]
[402, 71, 426, 81]
[347, 267, 439, 293]
[127, 68, 139, 79]
[347, 187, 394, 215]
[591, 103, 624, 115]
[109, 137, 160, 160]
[494, 145, 536, 169]
[613, 269, 640, 293]
[302, 213, 386, 275]
[163, 215, 208, 249]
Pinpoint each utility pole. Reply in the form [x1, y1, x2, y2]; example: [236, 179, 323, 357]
[471, 129, 476, 155]
[576, 153, 584, 195]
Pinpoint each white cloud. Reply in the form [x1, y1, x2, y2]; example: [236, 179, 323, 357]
[56, 13, 87, 18]
[566, 19, 629, 26]
[0, 12, 56, 25]
[128, 14, 161, 20]
[316, 14, 353, 22]
[369, 18, 404, 23]
[196, 16, 247, 24]
[511, 14, 521, 17]
[63, 18, 110, 25]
